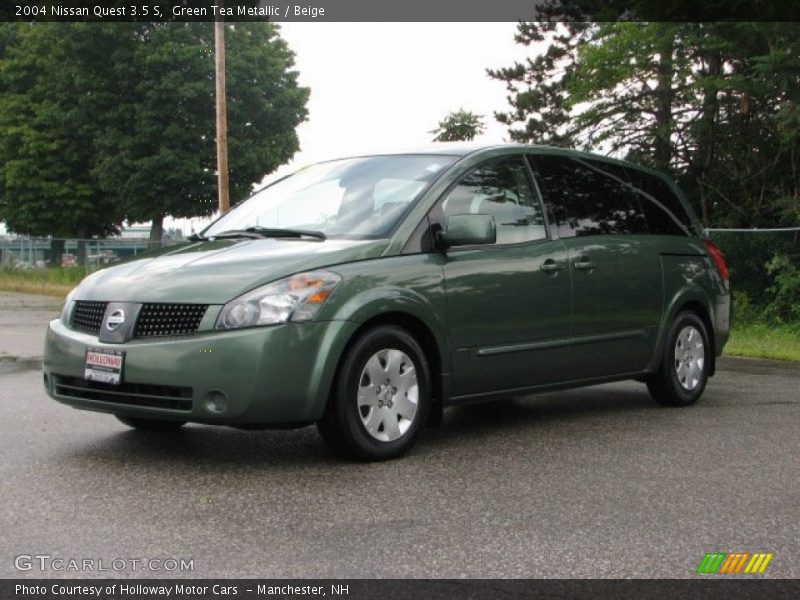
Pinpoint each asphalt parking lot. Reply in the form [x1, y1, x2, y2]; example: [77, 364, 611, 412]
[0, 292, 798, 578]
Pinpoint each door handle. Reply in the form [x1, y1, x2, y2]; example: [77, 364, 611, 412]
[540, 259, 564, 274]
[574, 258, 595, 271]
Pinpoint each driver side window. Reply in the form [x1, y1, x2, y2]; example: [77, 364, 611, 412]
[442, 157, 546, 245]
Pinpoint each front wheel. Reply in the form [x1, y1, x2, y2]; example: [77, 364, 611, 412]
[317, 325, 431, 461]
[647, 311, 710, 407]
[115, 415, 186, 431]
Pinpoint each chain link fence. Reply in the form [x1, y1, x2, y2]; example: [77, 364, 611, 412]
[707, 228, 800, 318]
[0, 236, 178, 272]
[1, 231, 798, 316]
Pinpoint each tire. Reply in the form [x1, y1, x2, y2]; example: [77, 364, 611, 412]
[317, 325, 431, 461]
[647, 311, 710, 407]
[115, 415, 186, 431]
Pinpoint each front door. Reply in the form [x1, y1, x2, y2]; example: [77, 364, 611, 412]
[433, 156, 573, 398]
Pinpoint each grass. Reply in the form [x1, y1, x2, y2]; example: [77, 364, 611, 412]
[0, 266, 86, 297]
[724, 321, 800, 362]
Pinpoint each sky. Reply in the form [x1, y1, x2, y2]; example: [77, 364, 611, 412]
[277, 22, 526, 168]
[176, 22, 530, 235]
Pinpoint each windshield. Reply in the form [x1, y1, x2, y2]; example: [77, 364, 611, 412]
[204, 154, 458, 239]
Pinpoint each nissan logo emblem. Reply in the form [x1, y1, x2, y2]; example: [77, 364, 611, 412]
[105, 309, 126, 331]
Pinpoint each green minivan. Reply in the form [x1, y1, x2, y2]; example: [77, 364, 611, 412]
[44, 144, 731, 460]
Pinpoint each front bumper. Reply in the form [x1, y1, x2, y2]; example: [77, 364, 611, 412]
[43, 318, 359, 425]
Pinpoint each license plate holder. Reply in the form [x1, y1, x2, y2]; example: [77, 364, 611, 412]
[84, 348, 125, 385]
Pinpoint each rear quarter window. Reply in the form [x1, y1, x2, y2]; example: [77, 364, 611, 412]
[530, 154, 647, 237]
[625, 168, 694, 236]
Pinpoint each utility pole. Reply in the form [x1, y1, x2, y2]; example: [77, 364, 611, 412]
[215, 19, 230, 214]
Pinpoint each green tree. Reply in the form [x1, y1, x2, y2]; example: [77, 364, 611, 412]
[430, 108, 486, 142]
[92, 22, 309, 243]
[0, 24, 123, 263]
[489, 21, 800, 230]
[0, 22, 309, 251]
[694, 23, 800, 229]
[489, 22, 697, 170]
[488, 21, 591, 148]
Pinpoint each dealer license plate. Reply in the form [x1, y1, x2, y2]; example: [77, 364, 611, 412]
[84, 348, 124, 385]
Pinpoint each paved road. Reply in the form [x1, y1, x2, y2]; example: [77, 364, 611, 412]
[0, 293, 798, 578]
[0, 291, 62, 360]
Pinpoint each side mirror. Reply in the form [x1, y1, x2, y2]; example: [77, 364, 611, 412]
[438, 214, 496, 248]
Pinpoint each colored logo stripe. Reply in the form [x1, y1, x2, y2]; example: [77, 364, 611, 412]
[719, 553, 749, 574]
[697, 553, 726, 573]
[744, 553, 773, 574]
[697, 552, 773, 574]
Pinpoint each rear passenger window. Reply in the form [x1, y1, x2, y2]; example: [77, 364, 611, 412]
[442, 157, 546, 245]
[626, 169, 692, 236]
[531, 155, 647, 237]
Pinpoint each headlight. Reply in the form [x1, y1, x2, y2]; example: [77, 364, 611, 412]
[61, 287, 77, 323]
[216, 270, 341, 330]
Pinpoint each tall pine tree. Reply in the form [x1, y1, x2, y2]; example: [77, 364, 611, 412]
[489, 20, 800, 229]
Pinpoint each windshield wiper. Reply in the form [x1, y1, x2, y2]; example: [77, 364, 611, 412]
[208, 227, 326, 241]
[246, 226, 327, 240]
[207, 229, 265, 240]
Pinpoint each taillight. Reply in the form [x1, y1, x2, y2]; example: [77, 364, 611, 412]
[704, 240, 729, 286]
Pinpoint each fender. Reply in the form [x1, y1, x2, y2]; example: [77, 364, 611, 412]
[646, 281, 717, 375]
[307, 252, 451, 419]
[329, 284, 451, 377]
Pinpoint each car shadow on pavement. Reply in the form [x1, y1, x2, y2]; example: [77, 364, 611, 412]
[61, 424, 338, 469]
[58, 383, 658, 468]
[426, 383, 660, 444]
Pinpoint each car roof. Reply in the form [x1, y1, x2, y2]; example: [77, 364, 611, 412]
[327, 143, 672, 183]
[333, 142, 509, 158]
[337, 142, 631, 163]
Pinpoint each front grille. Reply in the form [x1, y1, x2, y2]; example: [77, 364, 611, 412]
[71, 301, 108, 335]
[133, 303, 208, 338]
[53, 375, 193, 411]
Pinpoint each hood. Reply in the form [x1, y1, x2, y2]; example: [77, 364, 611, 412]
[75, 238, 390, 304]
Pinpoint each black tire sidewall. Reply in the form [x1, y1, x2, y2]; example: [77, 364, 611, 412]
[663, 312, 710, 405]
[333, 326, 431, 460]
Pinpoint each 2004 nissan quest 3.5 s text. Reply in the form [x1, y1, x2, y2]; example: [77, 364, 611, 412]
[44, 144, 731, 461]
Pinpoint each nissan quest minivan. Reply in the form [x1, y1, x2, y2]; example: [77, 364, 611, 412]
[44, 144, 731, 460]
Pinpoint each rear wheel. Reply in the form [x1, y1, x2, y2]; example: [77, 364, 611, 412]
[647, 311, 710, 407]
[115, 416, 186, 431]
[317, 325, 431, 461]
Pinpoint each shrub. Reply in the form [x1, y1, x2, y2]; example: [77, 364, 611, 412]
[763, 254, 800, 323]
